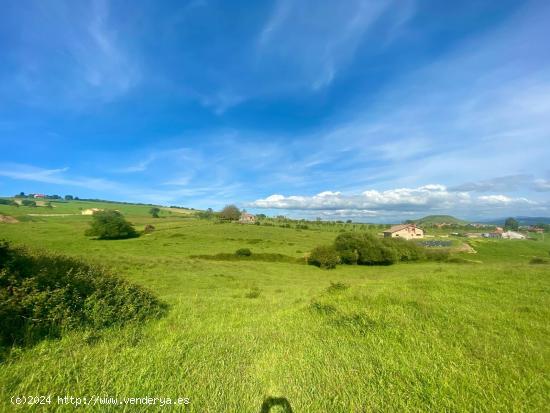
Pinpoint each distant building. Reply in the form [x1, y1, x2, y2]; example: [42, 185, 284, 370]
[383, 224, 424, 240]
[501, 231, 526, 240]
[482, 232, 502, 239]
[528, 226, 545, 234]
[239, 212, 256, 224]
[81, 208, 103, 215]
[33, 194, 45, 198]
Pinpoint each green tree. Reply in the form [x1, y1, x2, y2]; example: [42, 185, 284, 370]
[85, 210, 138, 240]
[504, 217, 519, 231]
[65, 195, 74, 200]
[219, 204, 240, 221]
[149, 207, 161, 218]
[21, 199, 36, 207]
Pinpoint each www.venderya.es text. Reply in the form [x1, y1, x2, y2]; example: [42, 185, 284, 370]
[11, 395, 190, 407]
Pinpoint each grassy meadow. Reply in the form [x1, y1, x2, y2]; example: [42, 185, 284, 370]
[0, 200, 549, 412]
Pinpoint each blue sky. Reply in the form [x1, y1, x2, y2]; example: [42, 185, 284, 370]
[1, 0, 549, 222]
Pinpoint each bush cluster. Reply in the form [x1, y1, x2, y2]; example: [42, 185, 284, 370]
[0, 199, 18, 207]
[309, 232, 439, 269]
[0, 242, 166, 350]
[308, 245, 340, 269]
[85, 210, 138, 240]
[235, 248, 252, 257]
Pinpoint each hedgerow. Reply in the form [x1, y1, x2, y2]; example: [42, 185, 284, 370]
[0, 242, 166, 350]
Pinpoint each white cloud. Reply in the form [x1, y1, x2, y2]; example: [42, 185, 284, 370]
[250, 184, 543, 217]
[0, 164, 120, 192]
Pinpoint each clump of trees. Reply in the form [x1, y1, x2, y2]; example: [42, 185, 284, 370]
[504, 217, 519, 231]
[85, 210, 138, 240]
[219, 204, 241, 221]
[149, 207, 161, 218]
[21, 199, 36, 207]
[309, 232, 431, 269]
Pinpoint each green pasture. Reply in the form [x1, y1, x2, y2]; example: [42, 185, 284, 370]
[0, 200, 548, 412]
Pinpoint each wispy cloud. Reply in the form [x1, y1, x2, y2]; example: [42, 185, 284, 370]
[256, 0, 409, 91]
[3, 0, 140, 108]
[0, 164, 120, 191]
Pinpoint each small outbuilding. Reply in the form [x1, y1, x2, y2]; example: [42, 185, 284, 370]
[81, 208, 103, 215]
[383, 224, 424, 240]
[239, 212, 256, 224]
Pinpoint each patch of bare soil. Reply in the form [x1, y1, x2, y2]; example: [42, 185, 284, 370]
[0, 214, 19, 223]
[455, 242, 477, 254]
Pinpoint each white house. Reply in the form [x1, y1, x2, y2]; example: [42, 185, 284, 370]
[501, 231, 526, 240]
[383, 224, 424, 240]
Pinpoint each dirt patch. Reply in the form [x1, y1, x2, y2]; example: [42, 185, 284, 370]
[455, 242, 477, 254]
[0, 214, 19, 224]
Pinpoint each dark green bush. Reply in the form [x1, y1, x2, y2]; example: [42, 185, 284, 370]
[530, 257, 549, 264]
[85, 210, 138, 240]
[21, 199, 36, 207]
[0, 199, 18, 207]
[382, 238, 426, 261]
[0, 242, 166, 350]
[308, 245, 340, 269]
[235, 248, 252, 257]
[334, 233, 398, 265]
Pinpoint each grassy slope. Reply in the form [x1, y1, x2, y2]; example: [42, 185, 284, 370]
[413, 215, 469, 225]
[0, 201, 549, 412]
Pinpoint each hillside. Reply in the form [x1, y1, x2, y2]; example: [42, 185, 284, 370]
[409, 215, 469, 225]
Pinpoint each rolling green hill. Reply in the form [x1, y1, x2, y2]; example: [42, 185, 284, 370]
[410, 214, 469, 225]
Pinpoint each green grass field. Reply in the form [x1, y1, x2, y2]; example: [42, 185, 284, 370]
[1, 200, 549, 412]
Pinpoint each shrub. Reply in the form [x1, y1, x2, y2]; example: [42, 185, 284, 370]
[85, 210, 138, 240]
[219, 204, 241, 221]
[382, 238, 426, 261]
[235, 248, 252, 257]
[530, 257, 549, 264]
[149, 207, 160, 218]
[0, 199, 18, 207]
[334, 233, 398, 265]
[21, 199, 36, 207]
[143, 224, 155, 234]
[0, 242, 166, 349]
[308, 245, 340, 269]
[326, 282, 349, 293]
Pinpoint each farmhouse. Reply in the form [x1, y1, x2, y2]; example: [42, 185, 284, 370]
[528, 226, 544, 234]
[383, 224, 424, 240]
[81, 208, 103, 215]
[501, 231, 526, 240]
[33, 194, 45, 198]
[239, 212, 256, 224]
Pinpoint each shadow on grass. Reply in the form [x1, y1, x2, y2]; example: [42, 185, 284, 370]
[259, 397, 294, 413]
